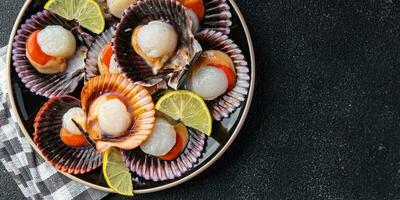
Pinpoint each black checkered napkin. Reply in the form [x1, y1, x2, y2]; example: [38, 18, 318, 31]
[0, 47, 108, 200]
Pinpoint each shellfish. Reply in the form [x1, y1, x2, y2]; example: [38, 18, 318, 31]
[81, 73, 156, 152]
[12, 10, 89, 98]
[122, 128, 206, 181]
[179, 0, 232, 34]
[191, 29, 250, 121]
[33, 96, 102, 174]
[114, 0, 202, 88]
[85, 26, 121, 80]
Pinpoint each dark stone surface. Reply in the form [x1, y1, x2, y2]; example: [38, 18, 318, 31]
[2, 0, 400, 199]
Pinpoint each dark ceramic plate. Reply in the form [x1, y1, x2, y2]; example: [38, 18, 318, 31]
[6, 0, 255, 194]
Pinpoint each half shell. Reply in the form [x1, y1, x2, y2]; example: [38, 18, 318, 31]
[114, 0, 202, 88]
[85, 26, 117, 80]
[12, 10, 88, 98]
[195, 30, 250, 121]
[33, 96, 102, 174]
[122, 129, 206, 181]
[200, 0, 232, 34]
[81, 73, 156, 152]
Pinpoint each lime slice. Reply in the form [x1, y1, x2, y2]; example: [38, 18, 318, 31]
[103, 148, 133, 196]
[156, 90, 212, 136]
[45, 0, 105, 34]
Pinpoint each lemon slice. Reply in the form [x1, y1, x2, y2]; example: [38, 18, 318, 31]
[103, 148, 134, 196]
[45, 0, 105, 34]
[156, 90, 212, 136]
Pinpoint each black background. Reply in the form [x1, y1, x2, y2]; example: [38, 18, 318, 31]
[2, 0, 400, 199]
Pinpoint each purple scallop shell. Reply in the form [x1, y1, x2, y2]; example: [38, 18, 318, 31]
[195, 29, 250, 121]
[12, 10, 89, 98]
[200, 0, 232, 34]
[33, 96, 103, 174]
[122, 129, 206, 182]
[84, 26, 117, 80]
[114, 0, 202, 89]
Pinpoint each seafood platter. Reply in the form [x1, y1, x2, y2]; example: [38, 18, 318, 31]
[6, 0, 254, 195]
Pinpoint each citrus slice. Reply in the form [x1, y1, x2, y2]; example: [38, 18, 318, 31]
[103, 148, 133, 196]
[45, 0, 105, 34]
[155, 90, 212, 136]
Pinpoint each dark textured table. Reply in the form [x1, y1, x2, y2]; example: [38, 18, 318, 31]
[2, 0, 400, 199]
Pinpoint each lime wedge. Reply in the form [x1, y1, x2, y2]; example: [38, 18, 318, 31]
[103, 148, 133, 196]
[155, 90, 212, 136]
[45, 0, 105, 34]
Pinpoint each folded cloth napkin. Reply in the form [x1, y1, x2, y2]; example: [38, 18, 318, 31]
[0, 46, 108, 200]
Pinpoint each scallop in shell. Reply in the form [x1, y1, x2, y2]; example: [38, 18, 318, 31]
[85, 26, 119, 80]
[114, 0, 202, 88]
[194, 29, 250, 121]
[12, 10, 90, 98]
[33, 96, 102, 174]
[181, 0, 232, 34]
[122, 128, 206, 181]
[81, 73, 156, 152]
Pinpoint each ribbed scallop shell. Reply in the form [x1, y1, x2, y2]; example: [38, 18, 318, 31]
[201, 0, 232, 34]
[81, 73, 156, 152]
[85, 26, 117, 80]
[12, 10, 86, 98]
[195, 30, 250, 121]
[33, 96, 103, 174]
[114, 0, 202, 88]
[122, 130, 206, 181]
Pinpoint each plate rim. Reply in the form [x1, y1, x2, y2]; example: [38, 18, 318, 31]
[5, 0, 255, 194]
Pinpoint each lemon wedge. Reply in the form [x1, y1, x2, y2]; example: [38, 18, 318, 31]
[45, 0, 105, 34]
[103, 148, 133, 196]
[156, 90, 212, 136]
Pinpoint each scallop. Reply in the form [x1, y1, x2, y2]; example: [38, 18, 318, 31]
[122, 129, 207, 182]
[188, 66, 228, 100]
[114, 0, 202, 88]
[195, 30, 250, 121]
[62, 107, 86, 135]
[132, 21, 179, 74]
[140, 118, 177, 157]
[34, 96, 102, 174]
[13, 10, 87, 98]
[108, 55, 121, 73]
[97, 98, 132, 137]
[187, 9, 200, 33]
[37, 25, 76, 58]
[107, 0, 137, 18]
[81, 73, 156, 152]
[85, 26, 118, 80]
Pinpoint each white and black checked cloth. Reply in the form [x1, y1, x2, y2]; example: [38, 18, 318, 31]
[0, 46, 108, 200]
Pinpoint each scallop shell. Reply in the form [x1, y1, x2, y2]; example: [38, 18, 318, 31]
[85, 26, 117, 80]
[122, 129, 206, 181]
[33, 96, 103, 174]
[12, 10, 88, 98]
[114, 0, 202, 88]
[200, 0, 232, 34]
[81, 73, 156, 152]
[195, 30, 250, 121]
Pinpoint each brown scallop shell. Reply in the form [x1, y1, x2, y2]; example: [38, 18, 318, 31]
[85, 26, 117, 80]
[195, 29, 250, 121]
[12, 10, 89, 98]
[122, 129, 206, 181]
[114, 0, 202, 89]
[81, 73, 156, 152]
[33, 96, 102, 174]
[200, 0, 232, 34]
